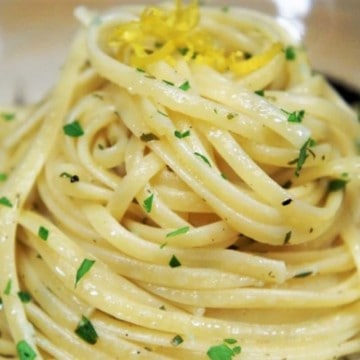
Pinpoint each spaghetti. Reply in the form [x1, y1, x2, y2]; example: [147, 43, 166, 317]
[0, 1, 360, 359]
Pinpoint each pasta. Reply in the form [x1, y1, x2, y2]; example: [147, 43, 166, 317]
[1, 1, 360, 359]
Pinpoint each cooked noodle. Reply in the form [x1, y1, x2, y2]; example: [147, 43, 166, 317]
[1, 1, 360, 359]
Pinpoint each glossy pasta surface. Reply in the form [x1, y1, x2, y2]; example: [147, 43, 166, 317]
[0, 2, 360, 359]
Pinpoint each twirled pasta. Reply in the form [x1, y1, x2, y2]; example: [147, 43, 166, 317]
[1, 2, 360, 359]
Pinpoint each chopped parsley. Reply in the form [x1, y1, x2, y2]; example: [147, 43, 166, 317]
[38, 226, 49, 241]
[140, 133, 159, 142]
[178, 47, 189, 56]
[0, 196, 12, 207]
[136, 67, 145, 73]
[75, 259, 96, 287]
[207, 338, 241, 360]
[288, 137, 316, 177]
[171, 334, 184, 346]
[17, 291, 31, 303]
[143, 193, 154, 213]
[1, 112, 15, 121]
[0, 173, 7, 181]
[4, 279, 12, 295]
[157, 110, 169, 117]
[284, 46, 296, 60]
[221, 6, 229, 12]
[16, 340, 36, 360]
[284, 231, 292, 245]
[194, 152, 211, 167]
[63, 120, 84, 137]
[174, 129, 191, 139]
[254, 90, 264, 96]
[179, 80, 191, 91]
[60, 172, 80, 183]
[328, 179, 348, 192]
[282, 109, 305, 123]
[162, 79, 175, 86]
[169, 255, 181, 268]
[226, 113, 237, 120]
[166, 226, 190, 238]
[294, 271, 313, 278]
[75, 315, 98, 344]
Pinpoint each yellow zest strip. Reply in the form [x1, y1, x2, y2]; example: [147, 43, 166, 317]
[108, 0, 283, 76]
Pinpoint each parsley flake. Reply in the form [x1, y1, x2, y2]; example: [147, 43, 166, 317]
[174, 129, 191, 139]
[1, 112, 15, 121]
[171, 334, 184, 346]
[207, 339, 241, 360]
[194, 152, 211, 167]
[75, 315, 98, 344]
[166, 226, 190, 238]
[60, 172, 79, 183]
[4, 279, 12, 295]
[140, 133, 159, 142]
[284, 231, 292, 245]
[179, 80, 191, 91]
[75, 259, 95, 287]
[328, 179, 348, 192]
[0, 173, 7, 182]
[63, 120, 84, 137]
[178, 47, 189, 56]
[226, 113, 237, 120]
[0, 196, 13, 208]
[16, 340, 36, 360]
[162, 79, 175, 86]
[169, 255, 181, 268]
[282, 109, 305, 123]
[17, 291, 31, 303]
[143, 193, 154, 213]
[0, 196, 13, 207]
[38, 226, 49, 241]
[289, 137, 316, 177]
[294, 271, 313, 278]
[284, 46, 296, 60]
[254, 90, 264, 96]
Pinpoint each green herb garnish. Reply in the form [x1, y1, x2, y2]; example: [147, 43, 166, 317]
[169, 255, 181, 268]
[226, 113, 237, 120]
[38, 226, 49, 241]
[75, 259, 96, 287]
[328, 179, 348, 192]
[284, 46, 296, 60]
[179, 80, 191, 91]
[284, 231, 292, 245]
[162, 79, 175, 86]
[75, 315, 98, 344]
[166, 226, 190, 238]
[174, 129, 190, 139]
[17, 291, 31, 303]
[63, 120, 84, 137]
[1, 112, 15, 121]
[288, 137, 316, 177]
[282, 109, 305, 123]
[157, 110, 169, 117]
[207, 338, 241, 360]
[178, 47, 189, 56]
[4, 279, 12, 295]
[194, 152, 211, 167]
[0, 196, 13, 208]
[140, 133, 159, 142]
[143, 193, 154, 213]
[294, 271, 313, 278]
[254, 90, 264, 96]
[16, 340, 36, 360]
[171, 334, 184, 346]
[0, 173, 7, 181]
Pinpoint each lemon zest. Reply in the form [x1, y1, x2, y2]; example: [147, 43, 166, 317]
[108, 1, 283, 76]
